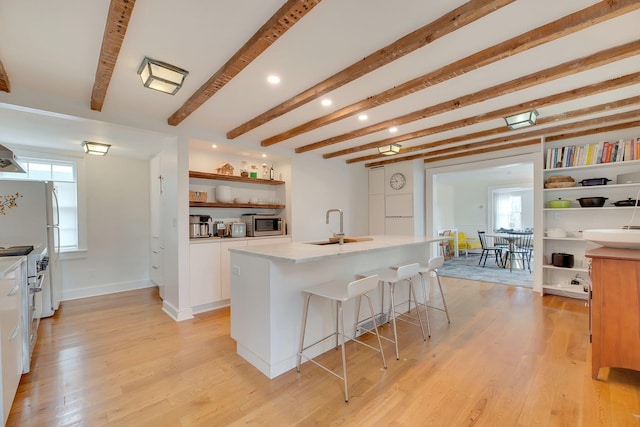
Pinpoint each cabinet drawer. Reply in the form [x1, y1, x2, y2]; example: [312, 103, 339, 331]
[1, 320, 23, 424]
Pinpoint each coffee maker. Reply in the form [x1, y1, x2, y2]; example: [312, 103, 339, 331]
[189, 215, 212, 238]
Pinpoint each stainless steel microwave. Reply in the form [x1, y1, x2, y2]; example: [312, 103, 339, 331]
[241, 215, 283, 237]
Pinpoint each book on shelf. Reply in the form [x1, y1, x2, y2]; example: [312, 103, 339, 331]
[545, 136, 639, 169]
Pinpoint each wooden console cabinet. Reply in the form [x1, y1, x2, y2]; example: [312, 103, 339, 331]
[586, 248, 640, 379]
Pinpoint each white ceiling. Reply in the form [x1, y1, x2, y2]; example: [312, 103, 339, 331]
[0, 0, 639, 162]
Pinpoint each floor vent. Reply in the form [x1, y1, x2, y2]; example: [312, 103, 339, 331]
[355, 313, 388, 337]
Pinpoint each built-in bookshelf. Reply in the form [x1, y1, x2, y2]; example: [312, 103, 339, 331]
[542, 132, 640, 300]
[545, 136, 639, 169]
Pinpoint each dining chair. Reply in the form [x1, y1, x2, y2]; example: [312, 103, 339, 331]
[477, 231, 503, 268]
[506, 232, 533, 272]
[439, 230, 453, 260]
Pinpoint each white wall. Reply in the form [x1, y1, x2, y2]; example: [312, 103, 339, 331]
[452, 180, 490, 236]
[62, 154, 153, 300]
[433, 181, 455, 231]
[290, 153, 369, 242]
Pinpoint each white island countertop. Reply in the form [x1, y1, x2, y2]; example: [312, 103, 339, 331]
[228, 234, 445, 264]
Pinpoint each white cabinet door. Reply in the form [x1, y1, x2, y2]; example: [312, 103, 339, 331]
[369, 194, 385, 234]
[220, 240, 247, 301]
[189, 243, 221, 306]
[150, 154, 160, 238]
[150, 236, 163, 286]
[385, 217, 414, 235]
[385, 194, 413, 217]
[369, 167, 385, 195]
[0, 263, 23, 425]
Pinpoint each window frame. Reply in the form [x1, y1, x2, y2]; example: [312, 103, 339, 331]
[4, 147, 87, 252]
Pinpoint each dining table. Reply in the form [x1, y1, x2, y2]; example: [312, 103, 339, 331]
[484, 231, 533, 270]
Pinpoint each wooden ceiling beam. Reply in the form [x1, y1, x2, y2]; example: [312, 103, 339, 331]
[422, 118, 640, 164]
[423, 139, 542, 164]
[364, 138, 541, 167]
[544, 120, 640, 144]
[0, 58, 10, 92]
[329, 72, 640, 160]
[91, 0, 136, 112]
[168, 0, 322, 127]
[361, 111, 640, 168]
[301, 38, 640, 151]
[278, 1, 640, 149]
[225, 0, 513, 140]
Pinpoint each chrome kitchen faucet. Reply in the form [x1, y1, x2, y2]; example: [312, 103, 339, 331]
[326, 208, 344, 245]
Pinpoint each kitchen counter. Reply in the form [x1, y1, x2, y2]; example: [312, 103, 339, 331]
[228, 234, 443, 263]
[0, 256, 25, 278]
[229, 235, 444, 378]
[189, 235, 289, 244]
[585, 247, 640, 261]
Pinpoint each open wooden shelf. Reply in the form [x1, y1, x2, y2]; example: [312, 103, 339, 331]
[189, 202, 285, 209]
[189, 171, 284, 185]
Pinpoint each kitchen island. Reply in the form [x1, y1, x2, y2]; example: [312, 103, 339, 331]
[586, 247, 640, 379]
[229, 235, 443, 378]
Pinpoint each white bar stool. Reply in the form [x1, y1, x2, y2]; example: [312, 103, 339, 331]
[357, 263, 427, 360]
[418, 256, 451, 324]
[296, 274, 387, 402]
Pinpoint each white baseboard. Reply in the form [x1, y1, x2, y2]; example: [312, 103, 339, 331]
[162, 300, 194, 321]
[62, 279, 156, 301]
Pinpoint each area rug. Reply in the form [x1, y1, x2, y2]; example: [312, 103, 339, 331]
[437, 252, 533, 288]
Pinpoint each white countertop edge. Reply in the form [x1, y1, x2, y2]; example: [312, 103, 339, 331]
[0, 256, 25, 278]
[228, 235, 445, 264]
[190, 235, 290, 244]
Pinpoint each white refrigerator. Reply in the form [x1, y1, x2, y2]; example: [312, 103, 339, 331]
[0, 179, 60, 317]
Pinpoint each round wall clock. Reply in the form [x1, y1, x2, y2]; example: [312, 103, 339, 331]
[389, 172, 406, 190]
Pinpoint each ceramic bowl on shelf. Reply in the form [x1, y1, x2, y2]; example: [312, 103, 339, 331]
[546, 228, 566, 238]
[215, 185, 232, 203]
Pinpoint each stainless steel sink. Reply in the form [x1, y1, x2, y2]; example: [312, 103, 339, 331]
[305, 240, 343, 245]
[304, 236, 373, 245]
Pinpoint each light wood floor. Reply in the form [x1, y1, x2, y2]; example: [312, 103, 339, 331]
[7, 278, 640, 426]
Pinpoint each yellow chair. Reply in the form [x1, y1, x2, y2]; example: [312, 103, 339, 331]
[456, 232, 481, 256]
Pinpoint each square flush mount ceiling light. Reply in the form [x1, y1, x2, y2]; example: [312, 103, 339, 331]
[137, 57, 189, 95]
[82, 141, 111, 156]
[378, 143, 401, 156]
[504, 109, 539, 130]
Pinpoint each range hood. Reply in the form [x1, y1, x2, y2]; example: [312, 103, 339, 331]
[0, 144, 26, 173]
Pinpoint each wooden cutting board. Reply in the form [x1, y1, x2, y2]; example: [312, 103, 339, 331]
[328, 236, 374, 243]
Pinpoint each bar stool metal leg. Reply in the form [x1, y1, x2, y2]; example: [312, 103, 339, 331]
[434, 270, 450, 324]
[297, 293, 312, 372]
[337, 301, 348, 401]
[409, 278, 428, 339]
[388, 281, 400, 360]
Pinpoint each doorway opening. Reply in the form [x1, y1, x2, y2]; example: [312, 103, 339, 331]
[425, 154, 538, 289]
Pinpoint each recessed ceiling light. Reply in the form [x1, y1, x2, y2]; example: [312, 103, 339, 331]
[262, 154, 267, 158]
[321, 99, 332, 107]
[358, 114, 368, 121]
[211, 144, 217, 149]
[267, 75, 280, 84]
[389, 126, 398, 133]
